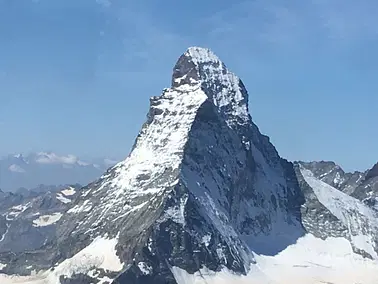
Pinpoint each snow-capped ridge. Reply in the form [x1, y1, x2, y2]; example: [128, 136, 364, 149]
[300, 167, 378, 259]
[186, 46, 222, 65]
[172, 46, 249, 134]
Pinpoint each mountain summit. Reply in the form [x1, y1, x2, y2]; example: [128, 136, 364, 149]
[172, 47, 249, 126]
[45, 46, 304, 282]
[1, 47, 378, 284]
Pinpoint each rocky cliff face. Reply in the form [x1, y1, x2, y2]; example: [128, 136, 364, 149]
[299, 161, 378, 212]
[0, 185, 80, 259]
[352, 163, 378, 211]
[296, 162, 378, 260]
[298, 161, 365, 195]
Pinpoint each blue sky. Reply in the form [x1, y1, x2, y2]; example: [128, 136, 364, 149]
[0, 0, 377, 171]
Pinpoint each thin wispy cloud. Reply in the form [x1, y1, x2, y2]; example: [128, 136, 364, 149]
[313, 0, 378, 41]
[95, 0, 111, 8]
[202, 0, 378, 50]
[93, 1, 191, 80]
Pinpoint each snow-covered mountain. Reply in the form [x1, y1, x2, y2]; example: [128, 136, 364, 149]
[0, 152, 118, 192]
[0, 185, 81, 254]
[295, 164, 378, 258]
[299, 161, 378, 212]
[0, 47, 377, 284]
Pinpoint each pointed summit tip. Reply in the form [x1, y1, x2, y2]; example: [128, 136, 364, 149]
[171, 46, 250, 125]
[171, 46, 225, 88]
[184, 46, 221, 65]
[366, 162, 378, 180]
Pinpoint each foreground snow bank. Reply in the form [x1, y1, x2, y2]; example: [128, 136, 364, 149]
[173, 234, 378, 284]
[2, 234, 378, 283]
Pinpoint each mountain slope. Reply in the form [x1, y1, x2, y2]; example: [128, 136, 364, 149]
[0, 185, 80, 256]
[297, 166, 378, 259]
[298, 161, 365, 194]
[352, 163, 378, 211]
[299, 161, 378, 212]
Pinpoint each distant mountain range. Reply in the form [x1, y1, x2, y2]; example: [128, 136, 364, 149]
[0, 152, 119, 192]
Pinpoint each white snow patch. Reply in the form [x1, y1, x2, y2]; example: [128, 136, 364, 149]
[172, 265, 267, 284]
[11, 204, 28, 212]
[97, 275, 114, 284]
[6, 203, 30, 220]
[49, 236, 123, 280]
[201, 234, 211, 247]
[172, 234, 378, 284]
[0, 263, 6, 269]
[351, 234, 377, 259]
[0, 237, 123, 284]
[319, 168, 333, 178]
[138, 262, 153, 275]
[163, 195, 188, 225]
[216, 247, 227, 264]
[333, 171, 343, 185]
[32, 213, 62, 227]
[61, 187, 76, 196]
[67, 200, 92, 214]
[147, 237, 153, 253]
[56, 193, 71, 204]
[0, 224, 10, 242]
[255, 234, 378, 284]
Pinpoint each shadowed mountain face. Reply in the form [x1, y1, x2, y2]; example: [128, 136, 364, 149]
[0, 48, 377, 284]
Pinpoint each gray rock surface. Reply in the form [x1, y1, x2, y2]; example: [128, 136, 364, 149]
[296, 162, 378, 259]
[299, 161, 378, 212]
[0, 185, 80, 268]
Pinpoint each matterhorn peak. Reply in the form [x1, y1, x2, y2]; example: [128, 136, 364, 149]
[172, 46, 225, 88]
[5, 46, 377, 284]
[184, 46, 222, 65]
[172, 46, 250, 131]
